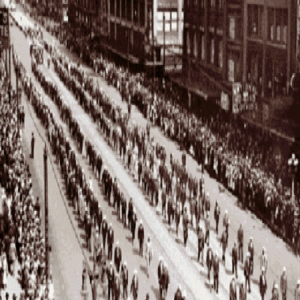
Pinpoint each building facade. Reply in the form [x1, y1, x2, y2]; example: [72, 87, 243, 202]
[71, 0, 183, 73]
[182, 0, 297, 105]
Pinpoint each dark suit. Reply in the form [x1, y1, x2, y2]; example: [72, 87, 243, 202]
[114, 246, 122, 272]
[259, 274, 267, 300]
[244, 257, 251, 292]
[130, 274, 139, 300]
[232, 245, 238, 278]
[107, 265, 115, 300]
[107, 227, 114, 260]
[213, 255, 219, 293]
[137, 224, 144, 256]
[102, 220, 108, 251]
[229, 279, 237, 300]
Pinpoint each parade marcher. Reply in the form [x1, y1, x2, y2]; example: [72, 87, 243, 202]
[272, 283, 280, 300]
[244, 252, 251, 293]
[107, 223, 114, 260]
[221, 229, 228, 263]
[232, 242, 238, 278]
[197, 222, 204, 264]
[280, 267, 287, 300]
[260, 247, 268, 274]
[248, 237, 254, 275]
[114, 241, 122, 273]
[175, 203, 181, 235]
[174, 285, 182, 300]
[31, 132, 35, 159]
[295, 280, 300, 300]
[107, 261, 115, 300]
[114, 273, 121, 300]
[137, 220, 145, 256]
[204, 211, 210, 246]
[214, 201, 220, 234]
[120, 261, 128, 300]
[158, 257, 164, 297]
[229, 277, 237, 300]
[130, 269, 139, 300]
[206, 246, 213, 282]
[131, 208, 137, 245]
[182, 208, 189, 247]
[144, 236, 153, 278]
[102, 216, 108, 253]
[237, 224, 244, 263]
[85, 215, 92, 252]
[259, 267, 267, 300]
[213, 253, 219, 293]
[161, 264, 170, 300]
[239, 282, 246, 300]
[223, 210, 230, 236]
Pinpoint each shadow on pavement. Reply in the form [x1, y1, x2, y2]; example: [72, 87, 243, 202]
[140, 265, 148, 276]
[150, 285, 160, 300]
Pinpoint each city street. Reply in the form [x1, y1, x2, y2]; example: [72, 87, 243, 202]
[8, 9, 300, 300]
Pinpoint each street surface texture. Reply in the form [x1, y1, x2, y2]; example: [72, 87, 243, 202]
[10, 10, 300, 300]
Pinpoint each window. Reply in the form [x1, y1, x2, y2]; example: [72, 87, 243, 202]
[268, 8, 288, 44]
[248, 5, 263, 37]
[193, 32, 198, 57]
[218, 0, 223, 12]
[218, 39, 223, 68]
[157, 11, 178, 32]
[228, 17, 235, 40]
[200, 33, 205, 60]
[210, 37, 215, 64]
[186, 30, 191, 55]
[210, 0, 216, 10]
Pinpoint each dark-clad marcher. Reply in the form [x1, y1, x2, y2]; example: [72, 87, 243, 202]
[158, 257, 164, 297]
[174, 285, 182, 300]
[197, 223, 204, 264]
[295, 280, 300, 300]
[114, 241, 122, 273]
[107, 223, 114, 260]
[206, 247, 213, 282]
[259, 267, 267, 300]
[239, 282, 246, 300]
[137, 220, 145, 256]
[232, 242, 238, 278]
[280, 267, 287, 300]
[271, 283, 280, 300]
[248, 237, 254, 275]
[221, 229, 228, 263]
[85, 215, 92, 252]
[213, 254, 219, 293]
[120, 261, 128, 300]
[175, 204, 181, 235]
[102, 215, 108, 252]
[229, 277, 237, 300]
[214, 201, 220, 234]
[107, 261, 115, 300]
[161, 264, 170, 300]
[244, 252, 251, 293]
[237, 224, 244, 263]
[131, 208, 137, 245]
[31, 132, 35, 159]
[114, 273, 121, 300]
[130, 269, 139, 300]
[182, 208, 189, 247]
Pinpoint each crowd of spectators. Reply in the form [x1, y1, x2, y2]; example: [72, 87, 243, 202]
[0, 73, 54, 299]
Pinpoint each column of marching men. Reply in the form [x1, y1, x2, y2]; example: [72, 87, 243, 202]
[0, 78, 54, 299]
[41, 41, 297, 300]
[10, 14, 300, 300]
[42, 41, 300, 299]
[13, 48, 184, 300]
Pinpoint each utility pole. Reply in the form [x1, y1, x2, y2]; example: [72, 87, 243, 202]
[44, 145, 49, 284]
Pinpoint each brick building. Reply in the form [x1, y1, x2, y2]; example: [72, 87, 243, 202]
[181, 0, 297, 111]
[71, 0, 183, 73]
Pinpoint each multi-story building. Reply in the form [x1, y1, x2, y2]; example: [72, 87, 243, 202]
[182, 0, 297, 111]
[71, 0, 183, 74]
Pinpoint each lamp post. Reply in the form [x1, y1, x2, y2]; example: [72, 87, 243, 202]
[288, 153, 299, 202]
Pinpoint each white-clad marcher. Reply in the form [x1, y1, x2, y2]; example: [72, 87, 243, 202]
[144, 236, 153, 277]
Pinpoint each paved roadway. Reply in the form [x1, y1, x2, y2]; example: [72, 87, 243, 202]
[39, 21, 300, 300]
[11, 10, 300, 300]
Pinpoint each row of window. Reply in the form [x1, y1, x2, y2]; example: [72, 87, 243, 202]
[186, 30, 223, 69]
[185, 0, 223, 12]
[248, 5, 288, 44]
